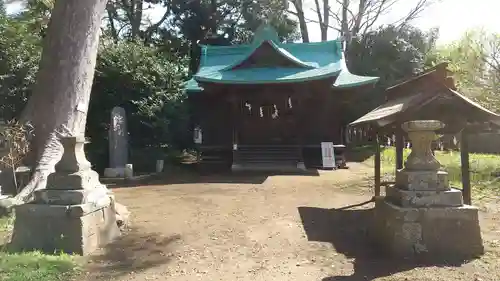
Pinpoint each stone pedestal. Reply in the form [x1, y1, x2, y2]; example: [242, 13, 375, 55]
[372, 200, 484, 259]
[11, 136, 120, 255]
[372, 120, 484, 259]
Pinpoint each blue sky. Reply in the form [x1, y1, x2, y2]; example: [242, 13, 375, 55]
[7, 0, 500, 44]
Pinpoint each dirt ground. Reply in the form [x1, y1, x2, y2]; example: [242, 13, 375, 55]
[83, 163, 500, 281]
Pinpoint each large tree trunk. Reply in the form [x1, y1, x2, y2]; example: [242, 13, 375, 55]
[16, 0, 108, 203]
[314, 0, 329, 41]
[341, 0, 350, 50]
[291, 0, 309, 43]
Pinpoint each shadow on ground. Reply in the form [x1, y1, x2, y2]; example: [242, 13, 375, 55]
[85, 227, 180, 280]
[103, 165, 320, 188]
[298, 203, 467, 281]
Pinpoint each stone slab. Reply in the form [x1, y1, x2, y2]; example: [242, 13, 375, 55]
[109, 106, 129, 169]
[371, 199, 484, 259]
[103, 167, 133, 178]
[47, 170, 104, 190]
[386, 185, 463, 207]
[15, 196, 112, 218]
[396, 170, 449, 191]
[10, 200, 120, 255]
[33, 186, 110, 205]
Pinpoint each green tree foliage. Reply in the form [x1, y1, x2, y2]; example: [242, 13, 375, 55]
[0, 13, 41, 120]
[343, 25, 439, 121]
[87, 41, 189, 172]
[167, 0, 299, 73]
[429, 29, 500, 112]
[0, 13, 189, 172]
[348, 25, 438, 87]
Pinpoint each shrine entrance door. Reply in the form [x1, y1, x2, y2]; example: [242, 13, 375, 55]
[239, 96, 297, 145]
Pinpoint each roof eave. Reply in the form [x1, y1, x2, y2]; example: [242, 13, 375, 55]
[193, 69, 341, 85]
[333, 76, 380, 89]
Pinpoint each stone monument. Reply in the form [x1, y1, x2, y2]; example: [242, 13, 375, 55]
[11, 136, 120, 255]
[372, 120, 484, 259]
[104, 106, 131, 178]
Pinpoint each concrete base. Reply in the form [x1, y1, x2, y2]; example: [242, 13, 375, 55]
[10, 197, 120, 255]
[104, 167, 126, 178]
[386, 185, 463, 207]
[104, 166, 133, 178]
[297, 162, 306, 170]
[372, 199, 484, 259]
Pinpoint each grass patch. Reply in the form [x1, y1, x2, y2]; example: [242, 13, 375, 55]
[0, 216, 81, 281]
[360, 145, 500, 199]
[0, 216, 12, 233]
[0, 251, 80, 281]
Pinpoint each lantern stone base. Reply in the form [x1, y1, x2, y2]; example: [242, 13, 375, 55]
[10, 197, 120, 255]
[371, 199, 484, 259]
[396, 170, 450, 191]
[386, 185, 463, 207]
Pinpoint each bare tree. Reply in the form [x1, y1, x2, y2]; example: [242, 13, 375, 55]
[313, 0, 328, 41]
[332, 0, 432, 48]
[289, 0, 434, 44]
[288, 0, 310, 42]
[16, 0, 108, 202]
[104, 0, 171, 42]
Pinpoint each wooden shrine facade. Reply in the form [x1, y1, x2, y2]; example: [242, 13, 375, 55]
[186, 24, 379, 170]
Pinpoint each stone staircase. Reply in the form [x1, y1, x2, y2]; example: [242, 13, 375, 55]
[232, 145, 305, 172]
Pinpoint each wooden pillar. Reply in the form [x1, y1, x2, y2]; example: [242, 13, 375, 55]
[374, 133, 381, 197]
[395, 130, 404, 170]
[230, 96, 240, 165]
[460, 128, 472, 205]
[295, 94, 306, 163]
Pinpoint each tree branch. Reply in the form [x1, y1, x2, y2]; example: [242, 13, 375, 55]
[144, 5, 171, 38]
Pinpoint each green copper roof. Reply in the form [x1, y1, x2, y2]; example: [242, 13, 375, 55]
[185, 24, 379, 92]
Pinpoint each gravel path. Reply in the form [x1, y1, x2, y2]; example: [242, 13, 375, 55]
[83, 163, 500, 281]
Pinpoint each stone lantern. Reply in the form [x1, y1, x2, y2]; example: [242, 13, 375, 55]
[11, 136, 120, 255]
[390, 120, 463, 207]
[372, 120, 484, 259]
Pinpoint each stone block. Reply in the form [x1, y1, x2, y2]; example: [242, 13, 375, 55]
[386, 185, 463, 207]
[47, 170, 104, 190]
[33, 186, 110, 205]
[371, 200, 484, 259]
[396, 170, 449, 191]
[103, 167, 126, 178]
[10, 200, 120, 255]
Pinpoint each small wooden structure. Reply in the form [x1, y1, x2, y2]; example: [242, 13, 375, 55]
[185, 24, 379, 170]
[350, 63, 500, 204]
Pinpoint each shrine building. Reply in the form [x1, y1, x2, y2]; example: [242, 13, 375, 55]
[185, 24, 379, 171]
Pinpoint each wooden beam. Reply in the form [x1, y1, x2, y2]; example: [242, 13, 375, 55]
[395, 130, 404, 170]
[460, 128, 472, 205]
[374, 134, 381, 197]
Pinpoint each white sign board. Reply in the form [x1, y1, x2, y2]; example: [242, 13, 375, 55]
[321, 142, 335, 169]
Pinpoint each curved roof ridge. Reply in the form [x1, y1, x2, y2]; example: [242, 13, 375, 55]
[222, 40, 315, 71]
